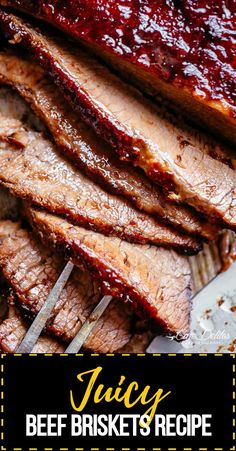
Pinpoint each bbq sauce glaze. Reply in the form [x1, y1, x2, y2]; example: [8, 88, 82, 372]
[3, 0, 236, 115]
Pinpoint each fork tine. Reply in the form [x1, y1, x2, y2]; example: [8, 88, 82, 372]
[16, 260, 74, 353]
[65, 295, 113, 353]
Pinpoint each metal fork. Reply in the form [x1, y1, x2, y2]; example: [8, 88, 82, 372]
[16, 261, 114, 353]
[16, 232, 235, 354]
[17, 260, 75, 352]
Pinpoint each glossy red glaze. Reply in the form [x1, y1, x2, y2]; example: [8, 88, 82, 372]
[2, 0, 236, 115]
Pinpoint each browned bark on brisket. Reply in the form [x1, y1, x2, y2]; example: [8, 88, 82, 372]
[26, 207, 192, 336]
[0, 90, 202, 255]
[0, 12, 235, 228]
[0, 1, 234, 144]
[0, 50, 216, 240]
[0, 220, 132, 352]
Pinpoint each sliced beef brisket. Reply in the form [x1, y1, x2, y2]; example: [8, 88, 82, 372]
[0, 12, 236, 228]
[0, 91, 202, 255]
[0, 1, 235, 144]
[0, 220, 132, 352]
[27, 207, 192, 336]
[0, 306, 65, 353]
[0, 51, 216, 240]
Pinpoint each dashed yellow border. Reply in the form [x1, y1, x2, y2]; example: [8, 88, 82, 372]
[0, 353, 235, 451]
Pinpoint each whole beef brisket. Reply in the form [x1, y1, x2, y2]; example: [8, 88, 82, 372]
[27, 207, 192, 336]
[0, 95, 201, 255]
[0, 12, 236, 228]
[0, 1, 235, 144]
[0, 220, 132, 352]
[0, 50, 215, 240]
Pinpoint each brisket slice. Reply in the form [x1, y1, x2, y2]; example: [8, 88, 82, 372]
[0, 1, 235, 145]
[0, 219, 19, 241]
[0, 13, 236, 228]
[0, 186, 20, 220]
[0, 306, 65, 353]
[27, 207, 192, 336]
[0, 51, 216, 240]
[0, 220, 132, 352]
[0, 96, 202, 256]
